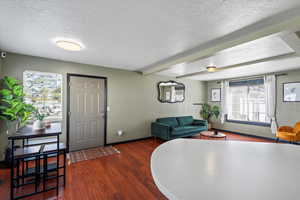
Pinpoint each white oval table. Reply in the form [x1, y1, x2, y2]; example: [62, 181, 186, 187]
[151, 139, 300, 200]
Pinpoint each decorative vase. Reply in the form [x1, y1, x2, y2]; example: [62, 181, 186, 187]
[6, 121, 20, 134]
[45, 121, 51, 128]
[33, 120, 44, 130]
[15, 122, 20, 132]
[15, 121, 24, 132]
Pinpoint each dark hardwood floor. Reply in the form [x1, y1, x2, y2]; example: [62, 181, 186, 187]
[0, 132, 275, 200]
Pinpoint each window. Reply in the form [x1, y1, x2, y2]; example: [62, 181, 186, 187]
[227, 78, 270, 125]
[23, 71, 63, 120]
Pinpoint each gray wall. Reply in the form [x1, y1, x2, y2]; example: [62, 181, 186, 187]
[0, 52, 207, 160]
[207, 69, 300, 139]
[0, 56, 2, 76]
[0, 56, 6, 160]
[0, 56, 7, 160]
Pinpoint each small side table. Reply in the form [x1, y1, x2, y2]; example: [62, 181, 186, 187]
[200, 131, 227, 140]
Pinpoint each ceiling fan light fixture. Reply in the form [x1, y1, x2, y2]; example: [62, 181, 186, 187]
[206, 66, 217, 72]
[55, 39, 83, 51]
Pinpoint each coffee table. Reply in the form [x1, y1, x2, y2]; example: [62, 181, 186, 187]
[200, 130, 227, 140]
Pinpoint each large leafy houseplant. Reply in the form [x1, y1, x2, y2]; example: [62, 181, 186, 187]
[0, 76, 35, 132]
[200, 103, 220, 129]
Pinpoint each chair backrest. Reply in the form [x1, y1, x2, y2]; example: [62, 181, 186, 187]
[294, 122, 300, 133]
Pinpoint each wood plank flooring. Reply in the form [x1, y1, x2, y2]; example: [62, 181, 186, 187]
[0, 132, 275, 200]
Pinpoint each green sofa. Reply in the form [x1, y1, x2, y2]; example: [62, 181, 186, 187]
[151, 116, 208, 140]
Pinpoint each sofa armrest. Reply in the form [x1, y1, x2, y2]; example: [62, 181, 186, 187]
[151, 122, 171, 140]
[192, 119, 208, 126]
[295, 131, 300, 139]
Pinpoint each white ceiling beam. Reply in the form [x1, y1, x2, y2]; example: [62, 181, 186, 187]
[141, 8, 300, 75]
[280, 32, 300, 55]
[176, 53, 298, 79]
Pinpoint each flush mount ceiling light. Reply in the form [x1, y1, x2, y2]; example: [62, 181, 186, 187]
[206, 66, 217, 72]
[55, 40, 82, 51]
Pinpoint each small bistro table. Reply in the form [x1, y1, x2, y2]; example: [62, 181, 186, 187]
[8, 123, 66, 200]
[200, 130, 227, 140]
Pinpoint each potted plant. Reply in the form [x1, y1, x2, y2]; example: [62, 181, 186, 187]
[0, 76, 35, 167]
[33, 109, 49, 130]
[200, 103, 220, 130]
[0, 76, 35, 133]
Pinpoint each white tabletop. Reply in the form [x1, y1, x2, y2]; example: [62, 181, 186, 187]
[151, 139, 300, 200]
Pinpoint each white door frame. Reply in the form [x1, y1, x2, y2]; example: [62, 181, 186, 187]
[66, 73, 107, 152]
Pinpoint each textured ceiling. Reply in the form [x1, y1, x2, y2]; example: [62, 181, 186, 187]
[1, 0, 300, 71]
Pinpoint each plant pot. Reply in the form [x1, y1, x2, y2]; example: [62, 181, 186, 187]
[208, 123, 212, 130]
[4, 121, 18, 134]
[15, 121, 23, 132]
[33, 120, 44, 130]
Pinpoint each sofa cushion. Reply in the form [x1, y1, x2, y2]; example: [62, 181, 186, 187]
[172, 125, 206, 136]
[172, 126, 194, 135]
[177, 116, 194, 126]
[157, 117, 178, 128]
